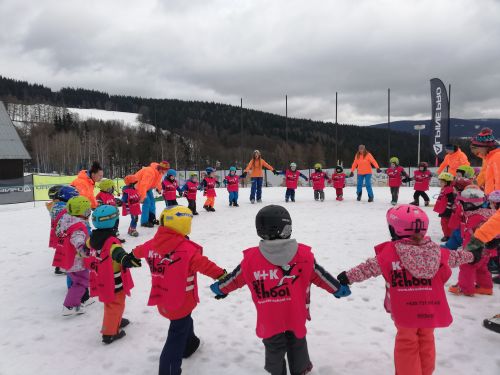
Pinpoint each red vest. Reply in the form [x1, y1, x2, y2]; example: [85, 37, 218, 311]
[386, 166, 404, 187]
[413, 170, 432, 191]
[184, 181, 198, 200]
[310, 172, 328, 190]
[225, 175, 240, 192]
[203, 177, 217, 197]
[376, 241, 452, 328]
[122, 187, 141, 216]
[433, 186, 454, 215]
[162, 179, 179, 200]
[285, 170, 301, 189]
[144, 239, 201, 311]
[241, 244, 314, 339]
[85, 237, 134, 303]
[96, 191, 116, 206]
[332, 173, 346, 189]
[49, 209, 66, 249]
[52, 221, 89, 270]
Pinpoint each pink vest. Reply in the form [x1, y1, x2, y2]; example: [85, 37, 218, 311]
[386, 166, 404, 187]
[85, 237, 134, 303]
[144, 239, 201, 310]
[413, 170, 432, 191]
[49, 209, 66, 249]
[433, 186, 454, 215]
[52, 221, 89, 270]
[122, 187, 141, 216]
[332, 173, 346, 189]
[162, 179, 179, 200]
[225, 175, 240, 192]
[310, 172, 328, 190]
[203, 177, 217, 197]
[184, 181, 198, 200]
[461, 209, 494, 248]
[376, 241, 452, 328]
[241, 244, 314, 339]
[96, 191, 116, 206]
[285, 170, 301, 189]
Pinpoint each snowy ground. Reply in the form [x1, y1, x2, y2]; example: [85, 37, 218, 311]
[1, 187, 499, 375]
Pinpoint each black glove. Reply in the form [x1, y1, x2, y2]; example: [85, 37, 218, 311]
[349, 172, 354, 178]
[272, 169, 279, 175]
[402, 177, 411, 183]
[466, 236, 485, 265]
[114, 198, 123, 207]
[304, 177, 309, 182]
[337, 271, 350, 286]
[241, 172, 247, 178]
[376, 168, 382, 173]
[121, 253, 142, 268]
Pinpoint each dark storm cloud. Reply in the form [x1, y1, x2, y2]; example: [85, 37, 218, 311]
[1, 0, 499, 124]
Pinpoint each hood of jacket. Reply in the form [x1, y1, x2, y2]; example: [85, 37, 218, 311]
[152, 226, 190, 255]
[89, 228, 117, 250]
[56, 213, 87, 237]
[258, 239, 298, 266]
[395, 237, 442, 279]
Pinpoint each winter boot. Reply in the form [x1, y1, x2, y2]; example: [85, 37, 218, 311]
[120, 318, 130, 329]
[493, 276, 500, 285]
[152, 219, 160, 225]
[141, 222, 154, 228]
[424, 201, 430, 207]
[356, 193, 362, 201]
[54, 267, 66, 276]
[483, 314, 500, 334]
[233, 202, 239, 207]
[183, 335, 201, 358]
[410, 201, 419, 206]
[209, 207, 216, 212]
[391, 201, 397, 206]
[229, 202, 233, 207]
[62, 305, 85, 316]
[193, 211, 199, 215]
[448, 284, 474, 296]
[257, 199, 262, 203]
[250, 199, 255, 204]
[102, 330, 126, 344]
[475, 286, 493, 295]
[128, 228, 139, 237]
[203, 205, 210, 212]
[440, 236, 449, 242]
[368, 197, 374, 203]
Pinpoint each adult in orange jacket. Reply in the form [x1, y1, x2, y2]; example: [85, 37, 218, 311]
[350, 145, 381, 202]
[71, 161, 103, 209]
[133, 206, 226, 375]
[243, 150, 277, 203]
[437, 144, 470, 176]
[133, 161, 170, 227]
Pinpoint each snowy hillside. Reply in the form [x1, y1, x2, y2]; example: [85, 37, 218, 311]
[67, 107, 155, 132]
[0, 187, 498, 375]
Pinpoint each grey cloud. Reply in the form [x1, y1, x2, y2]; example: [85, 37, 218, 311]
[1, 0, 499, 125]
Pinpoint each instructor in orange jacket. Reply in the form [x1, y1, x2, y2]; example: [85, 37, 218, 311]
[133, 161, 170, 227]
[242, 150, 277, 204]
[71, 161, 104, 209]
[350, 145, 381, 202]
[436, 144, 470, 176]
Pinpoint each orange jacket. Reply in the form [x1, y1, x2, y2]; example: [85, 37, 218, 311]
[482, 148, 500, 195]
[475, 209, 500, 243]
[133, 162, 163, 200]
[437, 148, 470, 176]
[71, 170, 97, 208]
[351, 152, 380, 175]
[244, 158, 274, 178]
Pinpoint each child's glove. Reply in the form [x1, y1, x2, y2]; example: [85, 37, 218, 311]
[210, 281, 227, 300]
[466, 236, 485, 264]
[241, 172, 247, 178]
[333, 284, 351, 299]
[336, 271, 350, 286]
[121, 253, 142, 268]
[114, 198, 123, 207]
[272, 169, 279, 175]
[376, 168, 382, 173]
[349, 172, 354, 178]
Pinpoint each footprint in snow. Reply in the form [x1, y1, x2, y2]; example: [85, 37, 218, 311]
[371, 326, 384, 332]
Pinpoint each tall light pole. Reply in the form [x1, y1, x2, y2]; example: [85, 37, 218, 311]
[414, 124, 426, 165]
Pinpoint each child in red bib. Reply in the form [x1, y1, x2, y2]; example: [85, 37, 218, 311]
[385, 157, 410, 205]
[133, 205, 226, 375]
[277, 162, 308, 202]
[336, 204, 481, 375]
[310, 163, 330, 202]
[180, 173, 199, 215]
[331, 165, 348, 201]
[434, 172, 456, 242]
[410, 162, 433, 206]
[202, 167, 219, 212]
[121, 175, 142, 237]
[210, 205, 349, 375]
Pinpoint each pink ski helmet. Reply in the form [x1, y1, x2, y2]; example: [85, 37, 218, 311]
[386, 204, 429, 239]
[488, 190, 500, 204]
[457, 185, 486, 207]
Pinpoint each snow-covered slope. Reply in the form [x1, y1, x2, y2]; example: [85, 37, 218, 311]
[67, 108, 155, 131]
[0, 187, 498, 375]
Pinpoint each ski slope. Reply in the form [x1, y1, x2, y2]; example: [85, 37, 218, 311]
[0, 187, 499, 375]
[67, 108, 156, 131]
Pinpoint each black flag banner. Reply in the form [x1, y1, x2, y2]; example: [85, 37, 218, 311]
[430, 78, 450, 161]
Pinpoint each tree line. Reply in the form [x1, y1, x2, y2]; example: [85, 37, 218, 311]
[1, 74, 476, 177]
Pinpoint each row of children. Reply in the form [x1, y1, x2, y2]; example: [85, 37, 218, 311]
[433, 166, 500, 297]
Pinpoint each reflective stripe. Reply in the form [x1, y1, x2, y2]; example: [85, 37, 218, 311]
[187, 276, 194, 282]
[115, 282, 123, 289]
[186, 285, 194, 291]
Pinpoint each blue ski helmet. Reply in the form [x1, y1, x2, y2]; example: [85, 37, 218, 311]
[167, 169, 177, 177]
[92, 205, 119, 229]
[206, 167, 215, 174]
[229, 166, 237, 172]
[57, 186, 79, 202]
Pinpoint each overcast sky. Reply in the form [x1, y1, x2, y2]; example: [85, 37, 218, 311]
[1, 0, 499, 125]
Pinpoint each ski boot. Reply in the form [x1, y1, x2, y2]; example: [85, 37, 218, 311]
[128, 228, 139, 237]
[102, 330, 126, 344]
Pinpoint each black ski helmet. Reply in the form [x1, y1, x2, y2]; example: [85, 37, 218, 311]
[48, 185, 64, 200]
[255, 205, 292, 240]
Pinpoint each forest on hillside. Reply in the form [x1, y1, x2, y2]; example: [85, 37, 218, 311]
[1, 75, 475, 177]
